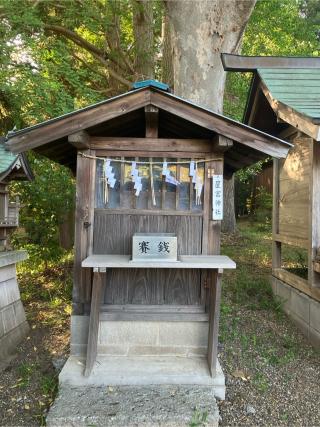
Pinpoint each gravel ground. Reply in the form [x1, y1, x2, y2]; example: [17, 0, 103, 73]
[218, 225, 320, 426]
[218, 306, 320, 426]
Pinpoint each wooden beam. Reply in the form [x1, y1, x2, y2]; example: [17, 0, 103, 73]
[221, 53, 320, 71]
[73, 150, 95, 314]
[308, 139, 320, 287]
[150, 91, 291, 159]
[84, 270, 105, 377]
[272, 159, 281, 270]
[207, 271, 222, 376]
[212, 134, 233, 152]
[145, 105, 158, 138]
[6, 89, 151, 153]
[95, 149, 209, 159]
[68, 131, 90, 150]
[259, 80, 320, 141]
[91, 137, 212, 153]
[274, 233, 309, 249]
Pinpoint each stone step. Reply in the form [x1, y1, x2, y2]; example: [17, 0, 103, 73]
[46, 385, 220, 427]
[59, 355, 225, 400]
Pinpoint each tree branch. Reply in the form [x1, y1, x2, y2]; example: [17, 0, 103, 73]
[45, 24, 132, 89]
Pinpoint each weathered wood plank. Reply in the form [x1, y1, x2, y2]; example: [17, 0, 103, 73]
[68, 131, 90, 150]
[95, 150, 209, 159]
[93, 212, 203, 305]
[308, 139, 320, 287]
[273, 233, 309, 249]
[84, 271, 105, 377]
[207, 271, 222, 377]
[7, 90, 152, 153]
[73, 151, 95, 313]
[272, 159, 281, 269]
[150, 91, 290, 158]
[91, 137, 212, 153]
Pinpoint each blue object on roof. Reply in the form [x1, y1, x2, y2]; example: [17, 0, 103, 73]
[132, 79, 170, 91]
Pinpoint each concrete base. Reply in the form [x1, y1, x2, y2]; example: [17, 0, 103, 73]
[59, 355, 225, 400]
[272, 276, 320, 348]
[46, 385, 220, 427]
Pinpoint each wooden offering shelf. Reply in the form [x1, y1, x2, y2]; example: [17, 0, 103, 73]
[82, 254, 236, 378]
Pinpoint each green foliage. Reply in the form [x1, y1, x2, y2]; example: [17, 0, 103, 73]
[224, 0, 320, 120]
[252, 186, 273, 227]
[10, 153, 75, 266]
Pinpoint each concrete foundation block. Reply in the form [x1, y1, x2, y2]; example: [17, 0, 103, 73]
[59, 355, 225, 400]
[99, 321, 159, 346]
[310, 300, 320, 333]
[71, 315, 89, 347]
[276, 280, 292, 313]
[99, 344, 129, 356]
[290, 312, 310, 339]
[128, 345, 188, 357]
[291, 290, 310, 323]
[159, 322, 208, 347]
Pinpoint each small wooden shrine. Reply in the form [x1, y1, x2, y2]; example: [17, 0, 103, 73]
[6, 81, 291, 396]
[223, 54, 320, 347]
[0, 139, 33, 361]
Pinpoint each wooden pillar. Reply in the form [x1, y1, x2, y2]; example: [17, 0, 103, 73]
[84, 269, 106, 377]
[308, 140, 320, 287]
[272, 158, 281, 271]
[206, 157, 224, 374]
[207, 270, 222, 376]
[73, 148, 96, 314]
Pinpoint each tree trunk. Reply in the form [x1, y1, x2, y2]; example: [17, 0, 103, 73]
[165, 0, 255, 232]
[161, 13, 174, 88]
[132, 0, 154, 79]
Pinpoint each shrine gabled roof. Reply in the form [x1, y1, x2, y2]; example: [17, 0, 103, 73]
[5, 85, 292, 174]
[221, 54, 320, 140]
[0, 138, 33, 182]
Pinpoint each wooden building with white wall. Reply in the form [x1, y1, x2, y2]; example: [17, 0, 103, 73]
[223, 54, 320, 348]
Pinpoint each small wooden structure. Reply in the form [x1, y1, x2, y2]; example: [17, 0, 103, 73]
[0, 139, 32, 362]
[6, 82, 290, 394]
[223, 54, 320, 347]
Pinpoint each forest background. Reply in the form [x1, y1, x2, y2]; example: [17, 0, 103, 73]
[0, 0, 319, 266]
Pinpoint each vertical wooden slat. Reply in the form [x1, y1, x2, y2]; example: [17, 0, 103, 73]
[272, 158, 281, 270]
[162, 157, 166, 210]
[308, 140, 320, 287]
[84, 270, 105, 377]
[120, 156, 125, 208]
[176, 161, 180, 211]
[88, 150, 96, 256]
[207, 270, 222, 377]
[73, 149, 95, 314]
[189, 163, 193, 211]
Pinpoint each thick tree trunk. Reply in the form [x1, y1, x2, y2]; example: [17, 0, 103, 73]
[132, 0, 154, 79]
[161, 14, 174, 88]
[165, 0, 255, 232]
